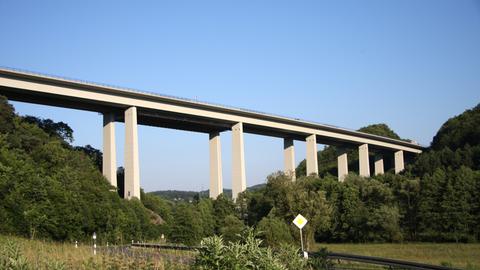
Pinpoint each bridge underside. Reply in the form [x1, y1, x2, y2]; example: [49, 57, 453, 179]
[1, 85, 385, 149]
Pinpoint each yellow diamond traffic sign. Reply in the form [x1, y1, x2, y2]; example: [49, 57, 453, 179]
[293, 214, 308, 229]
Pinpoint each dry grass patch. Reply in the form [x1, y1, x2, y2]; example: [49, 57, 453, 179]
[0, 235, 193, 269]
[315, 242, 480, 269]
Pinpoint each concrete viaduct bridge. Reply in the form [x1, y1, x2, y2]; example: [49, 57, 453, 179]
[0, 68, 423, 200]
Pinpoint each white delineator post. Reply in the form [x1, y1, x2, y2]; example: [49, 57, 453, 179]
[102, 112, 117, 187]
[337, 150, 348, 182]
[232, 122, 246, 201]
[374, 154, 385, 176]
[124, 107, 140, 200]
[209, 132, 223, 199]
[306, 134, 318, 176]
[395, 150, 405, 174]
[359, 144, 370, 177]
[284, 138, 296, 181]
[92, 232, 97, 256]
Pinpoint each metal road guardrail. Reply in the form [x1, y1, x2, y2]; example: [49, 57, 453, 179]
[131, 242, 201, 251]
[311, 252, 459, 270]
[131, 243, 459, 270]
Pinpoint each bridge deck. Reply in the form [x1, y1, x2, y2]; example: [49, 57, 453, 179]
[0, 67, 423, 153]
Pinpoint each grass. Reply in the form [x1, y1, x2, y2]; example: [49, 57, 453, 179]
[314, 242, 480, 269]
[0, 235, 194, 269]
[3, 235, 479, 269]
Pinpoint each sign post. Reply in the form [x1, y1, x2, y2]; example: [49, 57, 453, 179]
[292, 214, 308, 258]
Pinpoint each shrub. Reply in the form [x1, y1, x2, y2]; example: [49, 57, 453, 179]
[194, 228, 316, 270]
[257, 215, 293, 247]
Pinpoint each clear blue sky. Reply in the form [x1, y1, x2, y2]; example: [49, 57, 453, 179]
[1, 0, 479, 192]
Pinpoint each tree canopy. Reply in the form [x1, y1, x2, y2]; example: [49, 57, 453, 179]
[431, 104, 480, 150]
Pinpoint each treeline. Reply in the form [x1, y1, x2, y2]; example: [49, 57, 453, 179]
[146, 104, 480, 246]
[150, 184, 265, 202]
[1, 94, 479, 247]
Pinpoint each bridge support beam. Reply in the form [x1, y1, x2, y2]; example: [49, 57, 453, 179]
[359, 144, 370, 177]
[395, 150, 405, 174]
[337, 150, 348, 182]
[124, 107, 140, 200]
[209, 132, 223, 199]
[374, 155, 384, 176]
[102, 113, 117, 187]
[232, 122, 246, 200]
[306, 134, 318, 176]
[284, 138, 296, 181]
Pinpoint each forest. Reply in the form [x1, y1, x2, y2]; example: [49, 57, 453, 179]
[0, 95, 479, 247]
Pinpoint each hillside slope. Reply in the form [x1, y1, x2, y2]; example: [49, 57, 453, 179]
[0, 96, 163, 242]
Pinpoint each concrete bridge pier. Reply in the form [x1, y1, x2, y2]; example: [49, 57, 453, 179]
[374, 154, 385, 176]
[284, 138, 296, 181]
[209, 132, 223, 199]
[306, 134, 319, 176]
[124, 107, 140, 200]
[232, 122, 246, 200]
[102, 112, 117, 187]
[337, 149, 348, 182]
[359, 144, 370, 177]
[395, 150, 405, 174]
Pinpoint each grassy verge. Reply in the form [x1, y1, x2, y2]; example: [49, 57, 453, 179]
[0, 235, 193, 269]
[4, 235, 479, 269]
[314, 242, 480, 269]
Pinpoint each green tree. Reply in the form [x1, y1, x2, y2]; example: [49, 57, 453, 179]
[170, 203, 203, 245]
[213, 194, 236, 233]
[257, 215, 294, 247]
[0, 96, 15, 134]
[220, 215, 245, 243]
[197, 198, 216, 238]
[431, 104, 480, 151]
[22, 115, 74, 143]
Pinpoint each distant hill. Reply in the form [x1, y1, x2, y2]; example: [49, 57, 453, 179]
[296, 123, 405, 177]
[149, 183, 266, 202]
[431, 104, 480, 150]
[412, 103, 480, 174]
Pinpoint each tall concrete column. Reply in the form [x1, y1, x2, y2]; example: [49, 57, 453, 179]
[374, 155, 384, 176]
[209, 132, 223, 199]
[232, 122, 246, 200]
[395, 150, 405, 174]
[124, 107, 140, 200]
[337, 150, 348, 182]
[306, 134, 318, 176]
[359, 144, 370, 177]
[284, 138, 296, 181]
[102, 113, 117, 187]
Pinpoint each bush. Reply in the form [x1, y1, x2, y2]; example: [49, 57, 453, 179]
[194, 228, 310, 270]
[219, 215, 245, 243]
[257, 215, 294, 247]
[0, 240, 30, 270]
